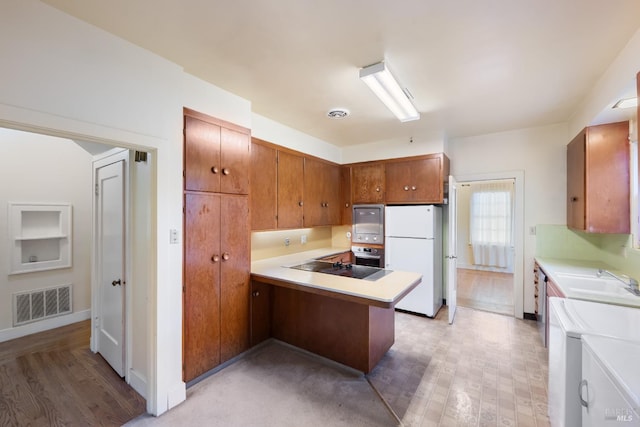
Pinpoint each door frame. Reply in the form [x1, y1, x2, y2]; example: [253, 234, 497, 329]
[454, 170, 524, 319]
[91, 148, 132, 377]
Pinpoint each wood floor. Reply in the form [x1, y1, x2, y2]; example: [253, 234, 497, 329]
[457, 268, 514, 315]
[0, 320, 146, 427]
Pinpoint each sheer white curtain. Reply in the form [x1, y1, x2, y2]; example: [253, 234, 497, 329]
[470, 180, 514, 270]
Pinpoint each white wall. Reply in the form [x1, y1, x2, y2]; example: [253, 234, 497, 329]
[341, 132, 445, 164]
[1, 0, 185, 415]
[251, 113, 341, 163]
[448, 123, 568, 314]
[0, 129, 92, 334]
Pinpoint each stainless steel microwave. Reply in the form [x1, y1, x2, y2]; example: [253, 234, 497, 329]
[352, 204, 384, 244]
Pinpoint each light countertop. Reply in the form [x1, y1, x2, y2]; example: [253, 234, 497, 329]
[251, 247, 422, 308]
[535, 257, 640, 308]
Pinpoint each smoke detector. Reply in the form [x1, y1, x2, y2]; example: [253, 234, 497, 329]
[327, 108, 350, 119]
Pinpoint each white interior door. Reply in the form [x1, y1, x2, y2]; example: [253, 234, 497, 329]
[96, 159, 125, 376]
[447, 175, 458, 324]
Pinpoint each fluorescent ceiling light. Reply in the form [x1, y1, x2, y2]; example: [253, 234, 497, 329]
[359, 61, 420, 122]
[612, 97, 638, 109]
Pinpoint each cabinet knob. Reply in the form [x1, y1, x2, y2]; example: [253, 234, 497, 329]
[376, 187, 380, 192]
[298, 201, 303, 207]
[404, 186, 409, 191]
[571, 197, 578, 202]
[252, 291, 260, 297]
[222, 252, 230, 261]
[112, 279, 121, 287]
[211, 166, 219, 174]
[222, 168, 230, 175]
[211, 254, 220, 263]
[411, 186, 417, 191]
[345, 203, 349, 208]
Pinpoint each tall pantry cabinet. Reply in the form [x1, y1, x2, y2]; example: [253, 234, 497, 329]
[183, 108, 251, 382]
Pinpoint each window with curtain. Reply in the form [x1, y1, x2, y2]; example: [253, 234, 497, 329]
[470, 180, 515, 270]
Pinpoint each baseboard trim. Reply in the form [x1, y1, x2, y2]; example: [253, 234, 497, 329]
[0, 309, 91, 343]
[128, 368, 148, 400]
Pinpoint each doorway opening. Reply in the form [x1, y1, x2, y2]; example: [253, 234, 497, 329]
[454, 174, 523, 317]
[0, 126, 152, 423]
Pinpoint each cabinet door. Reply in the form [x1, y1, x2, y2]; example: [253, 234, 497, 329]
[384, 160, 414, 203]
[325, 163, 342, 225]
[584, 122, 630, 233]
[220, 195, 250, 363]
[183, 192, 221, 382]
[567, 130, 586, 230]
[303, 157, 325, 227]
[341, 166, 352, 225]
[304, 159, 341, 227]
[184, 116, 221, 193]
[277, 151, 304, 229]
[352, 163, 385, 204]
[386, 157, 443, 204]
[250, 142, 277, 230]
[250, 280, 272, 346]
[413, 157, 443, 202]
[220, 128, 250, 195]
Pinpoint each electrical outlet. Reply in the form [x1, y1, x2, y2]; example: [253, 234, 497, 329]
[284, 237, 290, 247]
[301, 235, 307, 244]
[170, 229, 179, 244]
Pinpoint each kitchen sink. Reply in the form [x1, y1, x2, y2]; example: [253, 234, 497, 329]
[555, 273, 639, 298]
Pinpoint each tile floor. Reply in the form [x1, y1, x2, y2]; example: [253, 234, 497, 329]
[368, 307, 549, 426]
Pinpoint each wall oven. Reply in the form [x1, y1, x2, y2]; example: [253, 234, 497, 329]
[352, 204, 384, 244]
[351, 245, 384, 268]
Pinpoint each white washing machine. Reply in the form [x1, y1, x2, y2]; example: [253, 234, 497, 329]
[548, 297, 640, 427]
[581, 335, 640, 426]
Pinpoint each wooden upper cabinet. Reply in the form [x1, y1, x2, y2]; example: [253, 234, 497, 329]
[352, 163, 385, 204]
[341, 166, 352, 225]
[250, 140, 277, 231]
[303, 158, 341, 227]
[220, 128, 250, 194]
[184, 116, 221, 193]
[567, 131, 586, 230]
[385, 154, 449, 204]
[184, 109, 250, 195]
[567, 121, 630, 233]
[277, 150, 305, 229]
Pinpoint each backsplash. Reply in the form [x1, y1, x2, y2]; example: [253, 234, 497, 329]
[251, 226, 352, 261]
[536, 224, 640, 280]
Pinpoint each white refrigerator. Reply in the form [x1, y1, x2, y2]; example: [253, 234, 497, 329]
[385, 205, 443, 317]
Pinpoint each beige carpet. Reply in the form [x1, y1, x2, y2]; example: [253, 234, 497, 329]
[126, 340, 399, 427]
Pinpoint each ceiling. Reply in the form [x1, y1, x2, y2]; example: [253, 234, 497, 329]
[41, 0, 640, 147]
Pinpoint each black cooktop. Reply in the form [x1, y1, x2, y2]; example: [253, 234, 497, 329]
[289, 260, 392, 281]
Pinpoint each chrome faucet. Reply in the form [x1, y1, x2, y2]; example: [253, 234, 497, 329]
[597, 269, 640, 293]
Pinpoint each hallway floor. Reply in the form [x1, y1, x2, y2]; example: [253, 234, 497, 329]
[457, 269, 514, 315]
[0, 320, 146, 426]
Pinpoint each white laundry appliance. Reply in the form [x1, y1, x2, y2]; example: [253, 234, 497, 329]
[581, 335, 640, 426]
[385, 205, 442, 317]
[548, 297, 640, 427]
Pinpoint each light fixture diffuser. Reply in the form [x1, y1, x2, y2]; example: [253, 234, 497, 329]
[612, 97, 638, 109]
[359, 61, 420, 122]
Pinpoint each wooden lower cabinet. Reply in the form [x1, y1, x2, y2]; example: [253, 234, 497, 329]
[250, 281, 394, 373]
[183, 192, 250, 382]
[250, 280, 272, 346]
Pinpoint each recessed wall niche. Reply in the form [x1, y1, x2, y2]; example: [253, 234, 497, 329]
[8, 203, 72, 274]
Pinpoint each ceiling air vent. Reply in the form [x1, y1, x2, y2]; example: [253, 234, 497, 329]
[327, 108, 350, 119]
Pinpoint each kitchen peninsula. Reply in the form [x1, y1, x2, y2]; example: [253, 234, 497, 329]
[250, 249, 422, 373]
